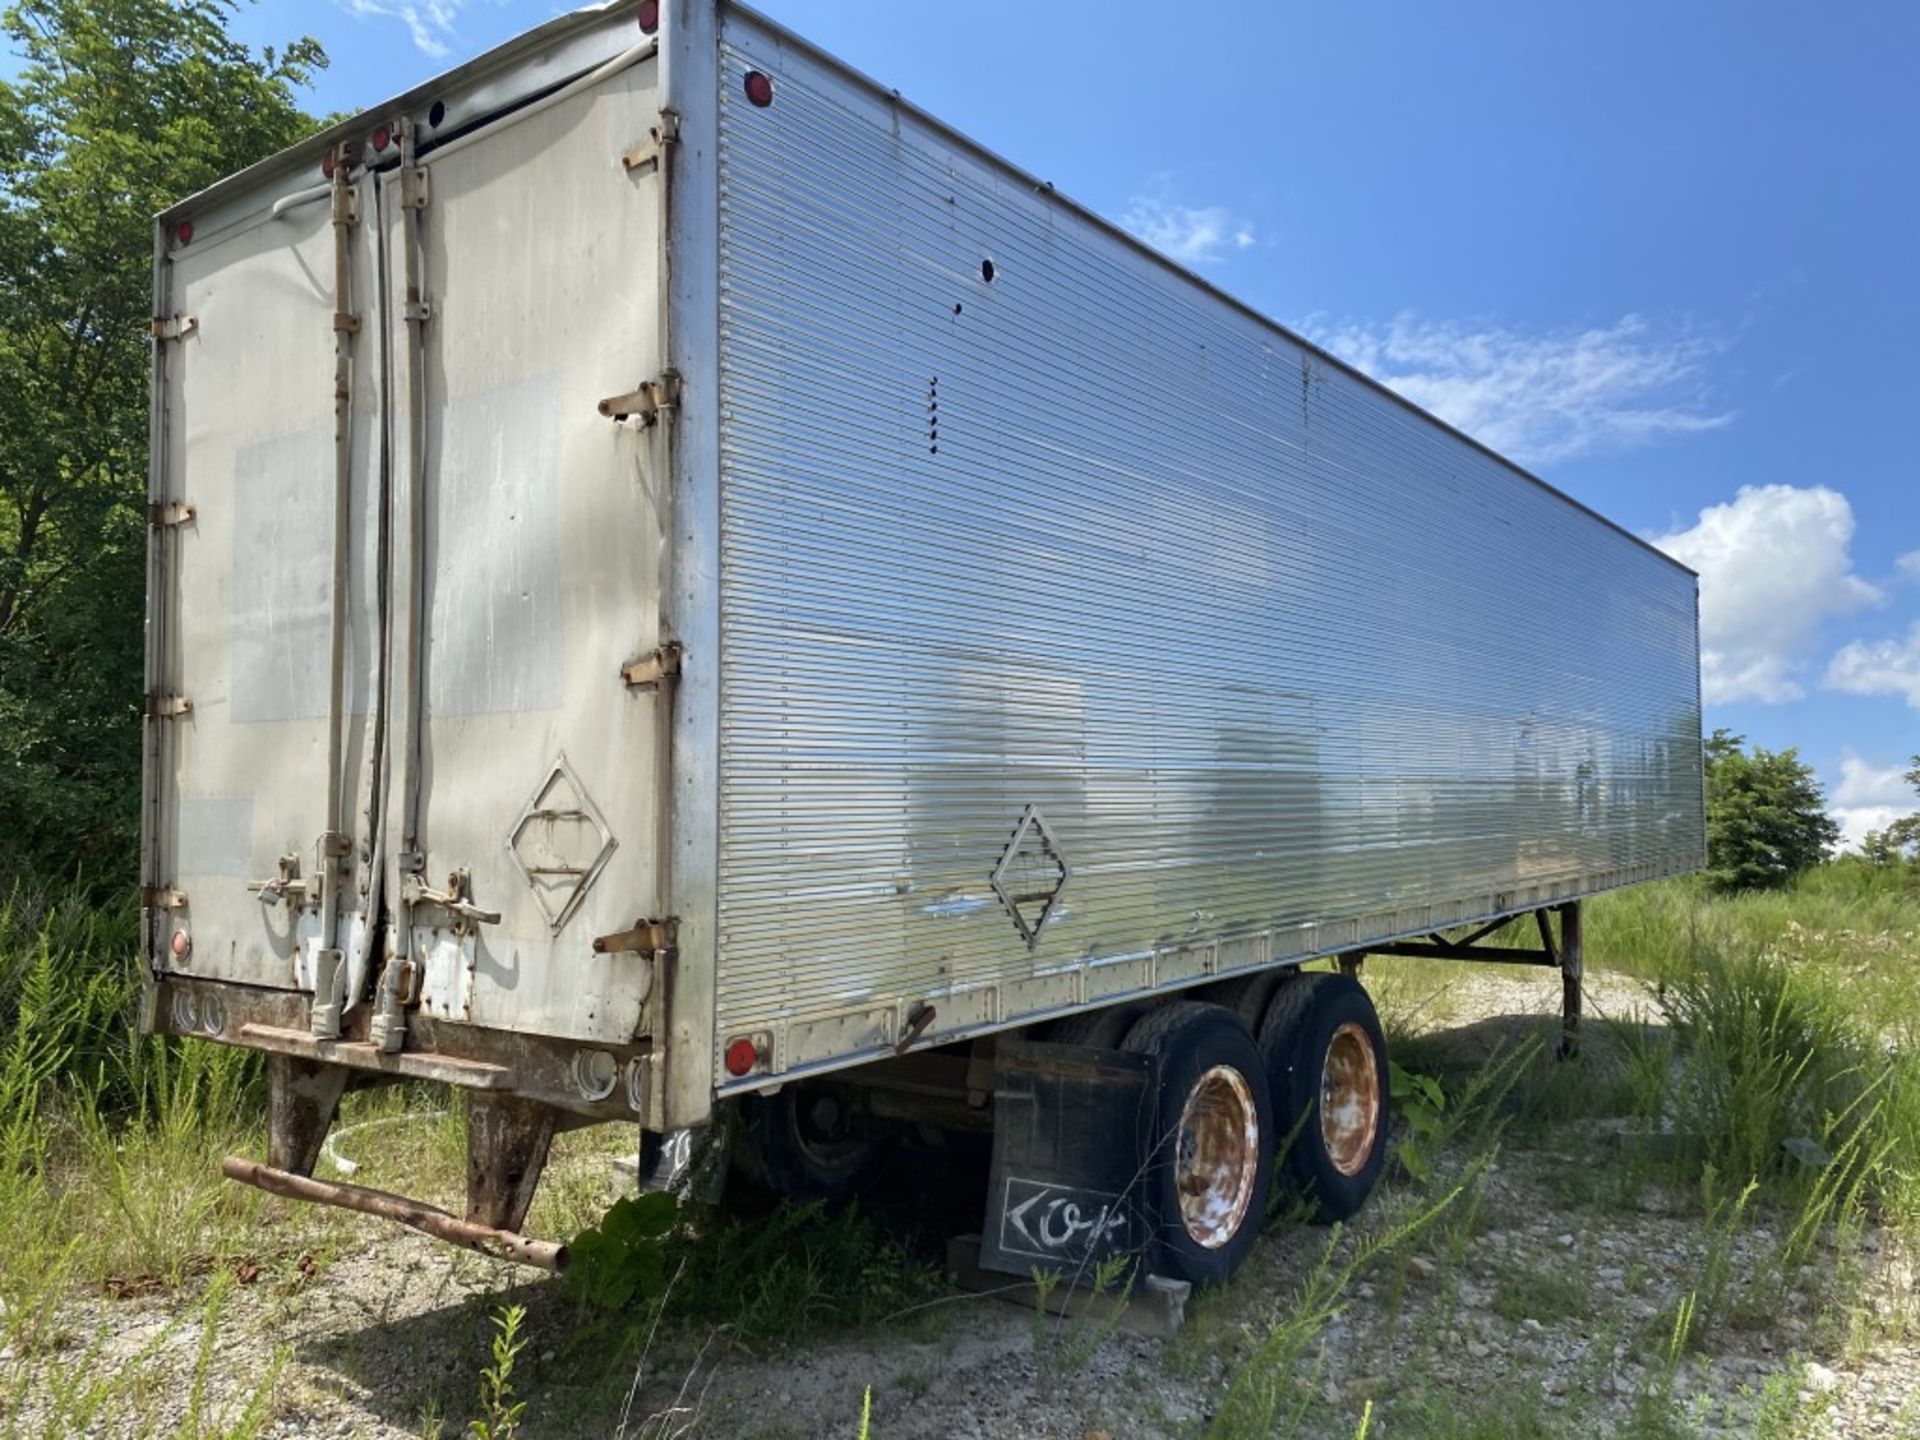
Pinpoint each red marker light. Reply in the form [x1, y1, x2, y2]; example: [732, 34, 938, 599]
[371, 124, 391, 153]
[724, 1036, 761, 1077]
[743, 70, 774, 108]
[170, 929, 190, 958]
[174, 219, 194, 247]
[637, 0, 659, 33]
[321, 150, 336, 179]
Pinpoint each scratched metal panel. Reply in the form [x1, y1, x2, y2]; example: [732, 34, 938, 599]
[387, 55, 667, 1045]
[711, 8, 1703, 1080]
[147, 182, 383, 991]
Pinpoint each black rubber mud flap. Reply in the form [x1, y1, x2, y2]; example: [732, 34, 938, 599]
[979, 1037, 1152, 1283]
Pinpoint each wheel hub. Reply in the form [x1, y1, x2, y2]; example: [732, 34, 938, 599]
[1320, 1021, 1380, 1177]
[1173, 1064, 1261, 1249]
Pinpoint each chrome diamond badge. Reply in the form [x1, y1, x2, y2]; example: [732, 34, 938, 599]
[991, 805, 1070, 950]
[507, 753, 616, 934]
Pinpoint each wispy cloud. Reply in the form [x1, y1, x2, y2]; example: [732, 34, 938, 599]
[1122, 179, 1255, 265]
[336, 0, 461, 58]
[1897, 549, 1920, 582]
[1827, 622, 1920, 710]
[1299, 312, 1733, 466]
[1650, 485, 1883, 705]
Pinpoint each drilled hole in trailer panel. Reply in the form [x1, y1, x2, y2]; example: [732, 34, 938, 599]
[980, 258, 996, 283]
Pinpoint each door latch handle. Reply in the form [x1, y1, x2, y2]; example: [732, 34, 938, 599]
[248, 852, 312, 907]
[404, 868, 502, 928]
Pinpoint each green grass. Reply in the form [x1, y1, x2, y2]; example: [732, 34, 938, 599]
[5, 861, 1920, 1436]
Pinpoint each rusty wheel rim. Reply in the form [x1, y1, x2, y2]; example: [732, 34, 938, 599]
[1174, 1064, 1261, 1249]
[1320, 1021, 1381, 1177]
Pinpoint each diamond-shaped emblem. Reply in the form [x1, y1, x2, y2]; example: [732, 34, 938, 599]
[991, 805, 1070, 951]
[507, 754, 616, 934]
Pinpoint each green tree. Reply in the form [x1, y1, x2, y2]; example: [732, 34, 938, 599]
[1701, 728, 1840, 892]
[1859, 754, 1920, 865]
[0, 0, 324, 888]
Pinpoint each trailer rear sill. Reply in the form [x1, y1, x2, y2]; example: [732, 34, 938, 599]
[238, 1023, 516, 1089]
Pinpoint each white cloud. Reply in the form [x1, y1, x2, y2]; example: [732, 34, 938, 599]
[337, 0, 459, 58]
[1650, 485, 1883, 704]
[1828, 755, 1915, 853]
[1122, 181, 1255, 265]
[1897, 550, 1920, 582]
[1300, 312, 1733, 466]
[1834, 753, 1913, 809]
[1827, 622, 1920, 709]
[1835, 805, 1906, 853]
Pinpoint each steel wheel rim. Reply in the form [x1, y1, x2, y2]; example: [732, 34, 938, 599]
[1174, 1064, 1261, 1249]
[1320, 1021, 1381, 1177]
[790, 1086, 868, 1171]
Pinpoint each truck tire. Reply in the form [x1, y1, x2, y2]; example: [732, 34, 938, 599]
[1257, 973, 1387, 1224]
[731, 1081, 895, 1205]
[1045, 1002, 1148, 1050]
[1122, 1001, 1274, 1287]
[1198, 971, 1287, 1033]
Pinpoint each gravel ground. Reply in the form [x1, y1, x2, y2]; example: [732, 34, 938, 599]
[4, 966, 1914, 1439]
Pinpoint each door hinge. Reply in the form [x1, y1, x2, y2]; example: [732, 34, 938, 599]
[597, 370, 681, 424]
[150, 314, 198, 342]
[621, 110, 682, 175]
[592, 916, 678, 958]
[147, 500, 196, 529]
[143, 885, 189, 911]
[145, 692, 193, 718]
[400, 165, 430, 211]
[621, 642, 683, 688]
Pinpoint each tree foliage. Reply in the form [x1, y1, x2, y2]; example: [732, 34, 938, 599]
[1858, 756, 1920, 866]
[0, 0, 324, 888]
[1702, 728, 1841, 892]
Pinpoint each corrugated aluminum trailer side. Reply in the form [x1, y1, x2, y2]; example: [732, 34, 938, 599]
[700, 7, 1703, 1094]
[141, 0, 1701, 1272]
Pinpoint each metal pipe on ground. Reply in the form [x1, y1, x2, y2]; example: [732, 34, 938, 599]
[220, 1155, 568, 1272]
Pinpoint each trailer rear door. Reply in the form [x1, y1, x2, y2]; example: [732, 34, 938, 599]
[146, 171, 383, 997]
[380, 53, 669, 1045]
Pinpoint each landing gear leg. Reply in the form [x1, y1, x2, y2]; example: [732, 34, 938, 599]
[266, 1054, 349, 1177]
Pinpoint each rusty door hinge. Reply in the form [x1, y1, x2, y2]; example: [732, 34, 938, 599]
[151, 314, 198, 342]
[145, 693, 193, 718]
[621, 110, 682, 175]
[597, 370, 681, 424]
[400, 165, 430, 211]
[148, 501, 196, 528]
[143, 886, 189, 911]
[621, 642, 683, 688]
[592, 916, 678, 957]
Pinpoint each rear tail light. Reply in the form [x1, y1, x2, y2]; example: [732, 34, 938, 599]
[743, 70, 774, 108]
[724, 1035, 764, 1077]
[173, 219, 194, 246]
[370, 123, 392, 153]
[637, 0, 659, 34]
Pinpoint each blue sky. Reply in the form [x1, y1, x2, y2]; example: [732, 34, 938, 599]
[89, 2, 1920, 835]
